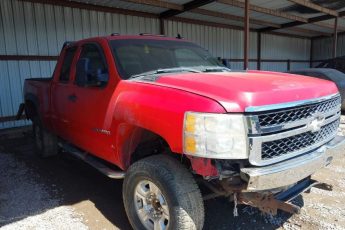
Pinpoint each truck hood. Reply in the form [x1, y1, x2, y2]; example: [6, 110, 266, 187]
[144, 71, 338, 112]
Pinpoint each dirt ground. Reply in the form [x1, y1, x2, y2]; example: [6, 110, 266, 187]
[0, 126, 345, 230]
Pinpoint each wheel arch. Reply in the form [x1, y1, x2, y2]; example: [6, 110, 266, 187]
[24, 93, 39, 121]
[116, 124, 178, 170]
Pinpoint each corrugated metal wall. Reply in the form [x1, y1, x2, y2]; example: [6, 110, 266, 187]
[0, 0, 159, 129]
[312, 35, 345, 61]
[164, 20, 259, 70]
[164, 21, 310, 71]
[164, 20, 258, 59]
[261, 33, 311, 71]
[0, 0, 311, 129]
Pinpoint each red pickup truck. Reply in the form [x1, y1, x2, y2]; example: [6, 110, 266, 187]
[21, 34, 344, 230]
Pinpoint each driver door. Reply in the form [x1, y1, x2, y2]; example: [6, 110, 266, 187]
[66, 42, 114, 160]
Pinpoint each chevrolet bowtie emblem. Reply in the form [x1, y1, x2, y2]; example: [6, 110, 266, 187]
[308, 113, 326, 133]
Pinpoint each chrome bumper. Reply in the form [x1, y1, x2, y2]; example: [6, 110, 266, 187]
[241, 135, 345, 191]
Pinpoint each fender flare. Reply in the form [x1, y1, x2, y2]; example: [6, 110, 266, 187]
[115, 124, 168, 169]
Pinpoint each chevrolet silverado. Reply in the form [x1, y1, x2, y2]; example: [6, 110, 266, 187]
[19, 34, 345, 230]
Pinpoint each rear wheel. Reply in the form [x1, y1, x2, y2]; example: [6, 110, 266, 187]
[32, 118, 58, 157]
[123, 155, 204, 230]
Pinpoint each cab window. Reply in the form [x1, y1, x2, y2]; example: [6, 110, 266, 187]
[75, 43, 109, 87]
[59, 47, 77, 82]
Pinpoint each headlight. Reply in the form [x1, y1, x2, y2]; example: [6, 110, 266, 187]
[183, 112, 248, 159]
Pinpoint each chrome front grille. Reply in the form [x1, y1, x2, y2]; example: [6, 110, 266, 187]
[258, 96, 341, 127]
[261, 119, 339, 160]
[246, 93, 341, 166]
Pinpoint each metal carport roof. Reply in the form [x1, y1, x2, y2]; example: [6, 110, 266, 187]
[56, 0, 345, 38]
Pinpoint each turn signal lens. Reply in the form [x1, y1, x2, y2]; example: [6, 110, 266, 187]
[184, 135, 197, 154]
[184, 113, 196, 133]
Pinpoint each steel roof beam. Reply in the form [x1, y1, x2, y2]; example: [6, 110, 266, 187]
[218, 0, 344, 32]
[124, 0, 183, 11]
[191, 8, 281, 28]
[285, 27, 331, 37]
[19, 0, 158, 18]
[160, 0, 216, 18]
[316, 21, 345, 31]
[125, 0, 331, 35]
[259, 12, 345, 33]
[217, 0, 308, 22]
[20, 0, 313, 39]
[127, 0, 338, 32]
[288, 0, 338, 17]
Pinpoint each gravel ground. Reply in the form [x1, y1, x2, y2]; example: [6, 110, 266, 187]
[0, 147, 87, 230]
[0, 122, 345, 230]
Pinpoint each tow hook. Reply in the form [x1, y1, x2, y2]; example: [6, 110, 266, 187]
[237, 193, 300, 215]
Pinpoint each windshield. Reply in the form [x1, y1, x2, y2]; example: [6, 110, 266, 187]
[109, 39, 228, 79]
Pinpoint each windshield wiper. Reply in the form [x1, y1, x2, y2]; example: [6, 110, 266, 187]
[130, 67, 201, 79]
[203, 66, 231, 72]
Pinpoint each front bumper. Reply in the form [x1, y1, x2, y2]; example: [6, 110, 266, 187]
[241, 135, 345, 191]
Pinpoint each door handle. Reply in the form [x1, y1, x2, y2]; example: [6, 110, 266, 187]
[68, 94, 77, 102]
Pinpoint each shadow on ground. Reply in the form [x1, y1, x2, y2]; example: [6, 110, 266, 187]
[0, 130, 298, 229]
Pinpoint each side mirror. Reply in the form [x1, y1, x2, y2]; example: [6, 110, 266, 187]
[76, 58, 89, 87]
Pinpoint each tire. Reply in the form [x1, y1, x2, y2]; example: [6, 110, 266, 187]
[123, 154, 204, 230]
[32, 118, 58, 157]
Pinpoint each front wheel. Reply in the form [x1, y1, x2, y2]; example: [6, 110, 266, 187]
[123, 155, 204, 230]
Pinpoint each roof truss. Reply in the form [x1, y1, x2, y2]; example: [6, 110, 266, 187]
[218, 0, 344, 33]
[287, 0, 339, 17]
[160, 0, 217, 18]
[217, 0, 308, 22]
[120, 0, 333, 36]
[19, 0, 344, 38]
[124, 0, 182, 10]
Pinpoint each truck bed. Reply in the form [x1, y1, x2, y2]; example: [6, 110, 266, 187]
[24, 78, 52, 127]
